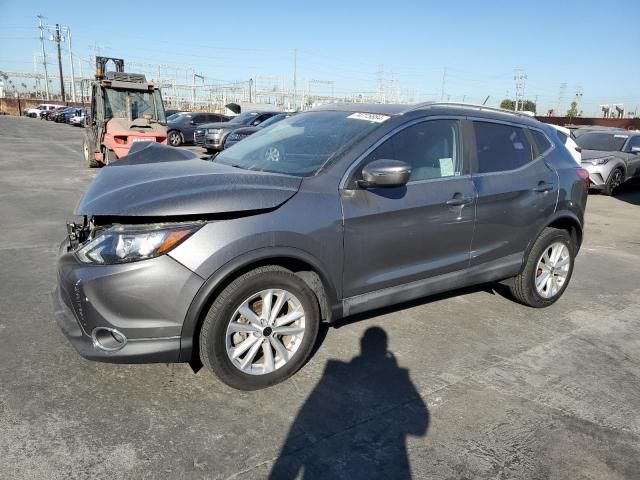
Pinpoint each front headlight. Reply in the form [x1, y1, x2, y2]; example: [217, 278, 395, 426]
[207, 128, 222, 135]
[76, 223, 202, 265]
[590, 156, 613, 165]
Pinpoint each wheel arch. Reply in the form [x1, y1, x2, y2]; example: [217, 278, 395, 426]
[519, 212, 583, 273]
[179, 248, 340, 363]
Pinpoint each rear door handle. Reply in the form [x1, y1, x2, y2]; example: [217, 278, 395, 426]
[534, 181, 554, 192]
[446, 194, 474, 206]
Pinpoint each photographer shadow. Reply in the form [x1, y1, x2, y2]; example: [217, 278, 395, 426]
[270, 327, 429, 479]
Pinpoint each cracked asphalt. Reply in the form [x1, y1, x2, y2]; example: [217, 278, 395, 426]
[1, 116, 639, 479]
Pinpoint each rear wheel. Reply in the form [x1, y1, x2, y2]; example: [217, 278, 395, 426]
[168, 130, 183, 147]
[83, 136, 100, 168]
[510, 228, 575, 308]
[603, 168, 624, 196]
[199, 266, 320, 390]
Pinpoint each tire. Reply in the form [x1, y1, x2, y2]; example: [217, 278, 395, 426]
[103, 147, 117, 165]
[168, 130, 183, 147]
[83, 136, 100, 168]
[509, 227, 575, 308]
[603, 167, 624, 196]
[199, 266, 320, 390]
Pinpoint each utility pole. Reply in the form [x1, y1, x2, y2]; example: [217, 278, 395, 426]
[66, 27, 76, 102]
[293, 49, 297, 111]
[556, 83, 567, 115]
[53, 24, 65, 102]
[37, 15, 50, 100]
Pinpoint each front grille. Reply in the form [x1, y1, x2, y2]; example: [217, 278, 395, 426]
[194, 130, 205, 145]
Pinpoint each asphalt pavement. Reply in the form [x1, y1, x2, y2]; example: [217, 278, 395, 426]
[1, 116, 639, 479]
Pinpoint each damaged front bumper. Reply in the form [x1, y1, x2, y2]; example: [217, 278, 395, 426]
[52, 237, 204, 363]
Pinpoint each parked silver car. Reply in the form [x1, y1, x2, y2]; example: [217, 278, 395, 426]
[575, 129, 640, 195]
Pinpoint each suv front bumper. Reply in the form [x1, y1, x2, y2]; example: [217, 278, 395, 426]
[53, 239, 204, 363]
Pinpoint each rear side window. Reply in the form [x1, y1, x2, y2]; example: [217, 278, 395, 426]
[474, 122, 533, 173]
[555, 130, 568, 144]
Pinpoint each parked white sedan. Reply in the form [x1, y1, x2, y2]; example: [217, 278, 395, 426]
[547, 124, 582, 164]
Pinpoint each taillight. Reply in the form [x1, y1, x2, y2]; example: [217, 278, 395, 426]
[114, 136, 127, 145]
[576, 168, 590, 189]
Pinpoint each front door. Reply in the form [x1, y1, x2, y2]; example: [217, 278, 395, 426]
[341, 118, 476, 298]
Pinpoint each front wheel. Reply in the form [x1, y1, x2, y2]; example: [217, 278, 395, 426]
[199, 266, 320, 390]
[603, 168, 624, 196]
[83, 136, 100, 168]
[509, 228, 575, 308]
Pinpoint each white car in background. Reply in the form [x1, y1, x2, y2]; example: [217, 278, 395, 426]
[547, 124, 582, 164]
[24, 103, 64, 118]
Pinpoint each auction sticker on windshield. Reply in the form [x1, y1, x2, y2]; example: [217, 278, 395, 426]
[347, 112, 390, 123]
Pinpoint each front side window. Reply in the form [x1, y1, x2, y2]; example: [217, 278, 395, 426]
[625, 135, 640, 150]
[363, 119, 461, 182]
[474, 122, 534, 173]
[215, 111, 384, 177]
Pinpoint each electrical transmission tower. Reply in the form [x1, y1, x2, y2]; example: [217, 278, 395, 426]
[556, 83, 567, 115]
[513, 69, 527, 111]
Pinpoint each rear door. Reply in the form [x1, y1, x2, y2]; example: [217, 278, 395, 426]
[469, 120, 558, 267]
[341, 118, 476, 297]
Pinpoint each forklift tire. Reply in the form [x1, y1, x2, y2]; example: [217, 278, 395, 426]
[83, 136, 101, 168]
[103, 148, 117, 165]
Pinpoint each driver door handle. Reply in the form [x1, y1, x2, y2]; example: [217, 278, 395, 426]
[446, 194, 474, 206]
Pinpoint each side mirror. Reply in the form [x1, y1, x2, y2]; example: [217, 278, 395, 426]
[189, 120, 196, 125]
[359, 159, 412, 188]
[631, 146, 640, 153]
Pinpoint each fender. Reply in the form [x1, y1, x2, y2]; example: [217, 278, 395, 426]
[178, 246, 340, 361]
[519, 210, 583, 272]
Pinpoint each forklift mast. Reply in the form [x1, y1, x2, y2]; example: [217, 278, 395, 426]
[95, 57, 125, 80]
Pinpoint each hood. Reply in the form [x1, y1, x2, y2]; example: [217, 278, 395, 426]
[579, 149, 618, 161]
[197, 121, 240, 130]
[231, 126, 261, 136]
[75, 143, 301, 217]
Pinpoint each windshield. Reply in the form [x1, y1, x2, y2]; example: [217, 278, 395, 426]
[227, 112, 261, 125]
[103, 88, 167, 123]
[576, 132, 628, 151]
[215, 111, 386, 176]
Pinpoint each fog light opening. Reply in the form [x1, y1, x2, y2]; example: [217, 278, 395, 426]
[92, 327, 127, 352]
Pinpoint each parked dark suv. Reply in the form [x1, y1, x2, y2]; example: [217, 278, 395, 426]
[194, 110, 280, 154]
[53, 103, 589, 390]
[167, 112, 229, 146]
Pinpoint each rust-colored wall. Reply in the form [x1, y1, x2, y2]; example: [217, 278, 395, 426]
[537, 116, 640, 130]
[0, 97, 88, 116]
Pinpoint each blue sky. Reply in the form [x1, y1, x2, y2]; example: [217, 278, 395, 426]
[1, 0, 638, 115]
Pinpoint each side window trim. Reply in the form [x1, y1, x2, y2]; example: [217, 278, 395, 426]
[467, 118, 555, 176]
[340, 115, 467, 190]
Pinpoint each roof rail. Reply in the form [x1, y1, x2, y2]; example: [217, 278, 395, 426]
[407, 101, 536, 119]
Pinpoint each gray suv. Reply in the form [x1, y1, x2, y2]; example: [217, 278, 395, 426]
[53, 103, 589, 390]
[574, 129, 640, 195]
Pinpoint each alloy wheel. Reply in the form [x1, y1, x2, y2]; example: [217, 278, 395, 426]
[534, 242, 571, 298]
[610, 169, 623, 191]
[168, 131, 182, 146]
[225, 289, 306, 375]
